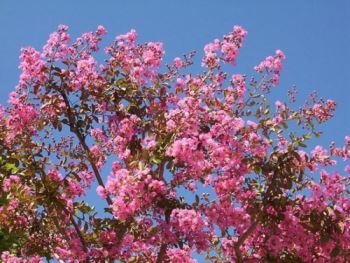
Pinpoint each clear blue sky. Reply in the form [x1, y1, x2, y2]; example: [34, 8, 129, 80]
[0, 1, 350, 260]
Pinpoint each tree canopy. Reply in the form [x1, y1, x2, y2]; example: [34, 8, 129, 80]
[0, 25, 349, 262]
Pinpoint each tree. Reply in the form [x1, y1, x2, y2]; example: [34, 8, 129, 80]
[0, 24, 349, 262]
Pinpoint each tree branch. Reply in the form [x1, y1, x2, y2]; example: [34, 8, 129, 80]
[58, 87, 113, 206]
[234, 220, 258, 263]
[69, 214, 88, 252]
[156, 161, 168, 263]
[156, 243, 168, 263]
[58, 86, 133, 251]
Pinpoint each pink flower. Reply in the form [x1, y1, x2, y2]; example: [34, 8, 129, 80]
[344, 166, 350, 177]
[142, 42, 164, 67]
[275, 100, 286, 111]
[247, 120, 258, 129]
[345, 135, 350, 144]
[173, 57, 183, 68]
[97, 25, 107, 35]
[96, 185, 108, 199]
[141, 135, 157, 150]
[311, 145, 328, 163]
[48, 169, 63, 182]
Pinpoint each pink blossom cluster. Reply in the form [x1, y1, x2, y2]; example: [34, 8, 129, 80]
[202, 25, 247, 69]
[166, 246, 198, 263]
[18, 47, 47, 89]
[104, 165, 167, 220]
[5, 92, 38, 144]
[105, 29, 164, 85]
[254, 49, 286, 86]
[42, 24, 70, 61]
[312, 99, 336, 123]
[170, 209, 211, 251]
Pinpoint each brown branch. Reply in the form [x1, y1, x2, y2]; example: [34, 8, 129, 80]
[69, 214, 88, 252]
[58, 85, 134, 250]
[33, 152, 89, 253]
[234, 220, 258, 263]
[156, 161, 168, 263]
[58, 87, 113, 206]
[52, 212, 71, 243]
[156, 243, 168, 263]
[74, 130, 113, 206]
[33, 160, 72, 245]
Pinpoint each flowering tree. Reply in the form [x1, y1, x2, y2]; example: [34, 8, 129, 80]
[0, 24, 349, 262]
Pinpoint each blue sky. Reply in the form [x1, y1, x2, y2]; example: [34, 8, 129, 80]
[0, 1, 350, 260]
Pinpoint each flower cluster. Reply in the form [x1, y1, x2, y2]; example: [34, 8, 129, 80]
[254, 49, 286, 86]
[202, 26, 247, 69]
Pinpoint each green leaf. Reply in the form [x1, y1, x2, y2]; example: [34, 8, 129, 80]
[150, 156, 162, 165]
[5, 163, 19, 173]
[298, 142, 307, 148]
[330, 246, 340, 258]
